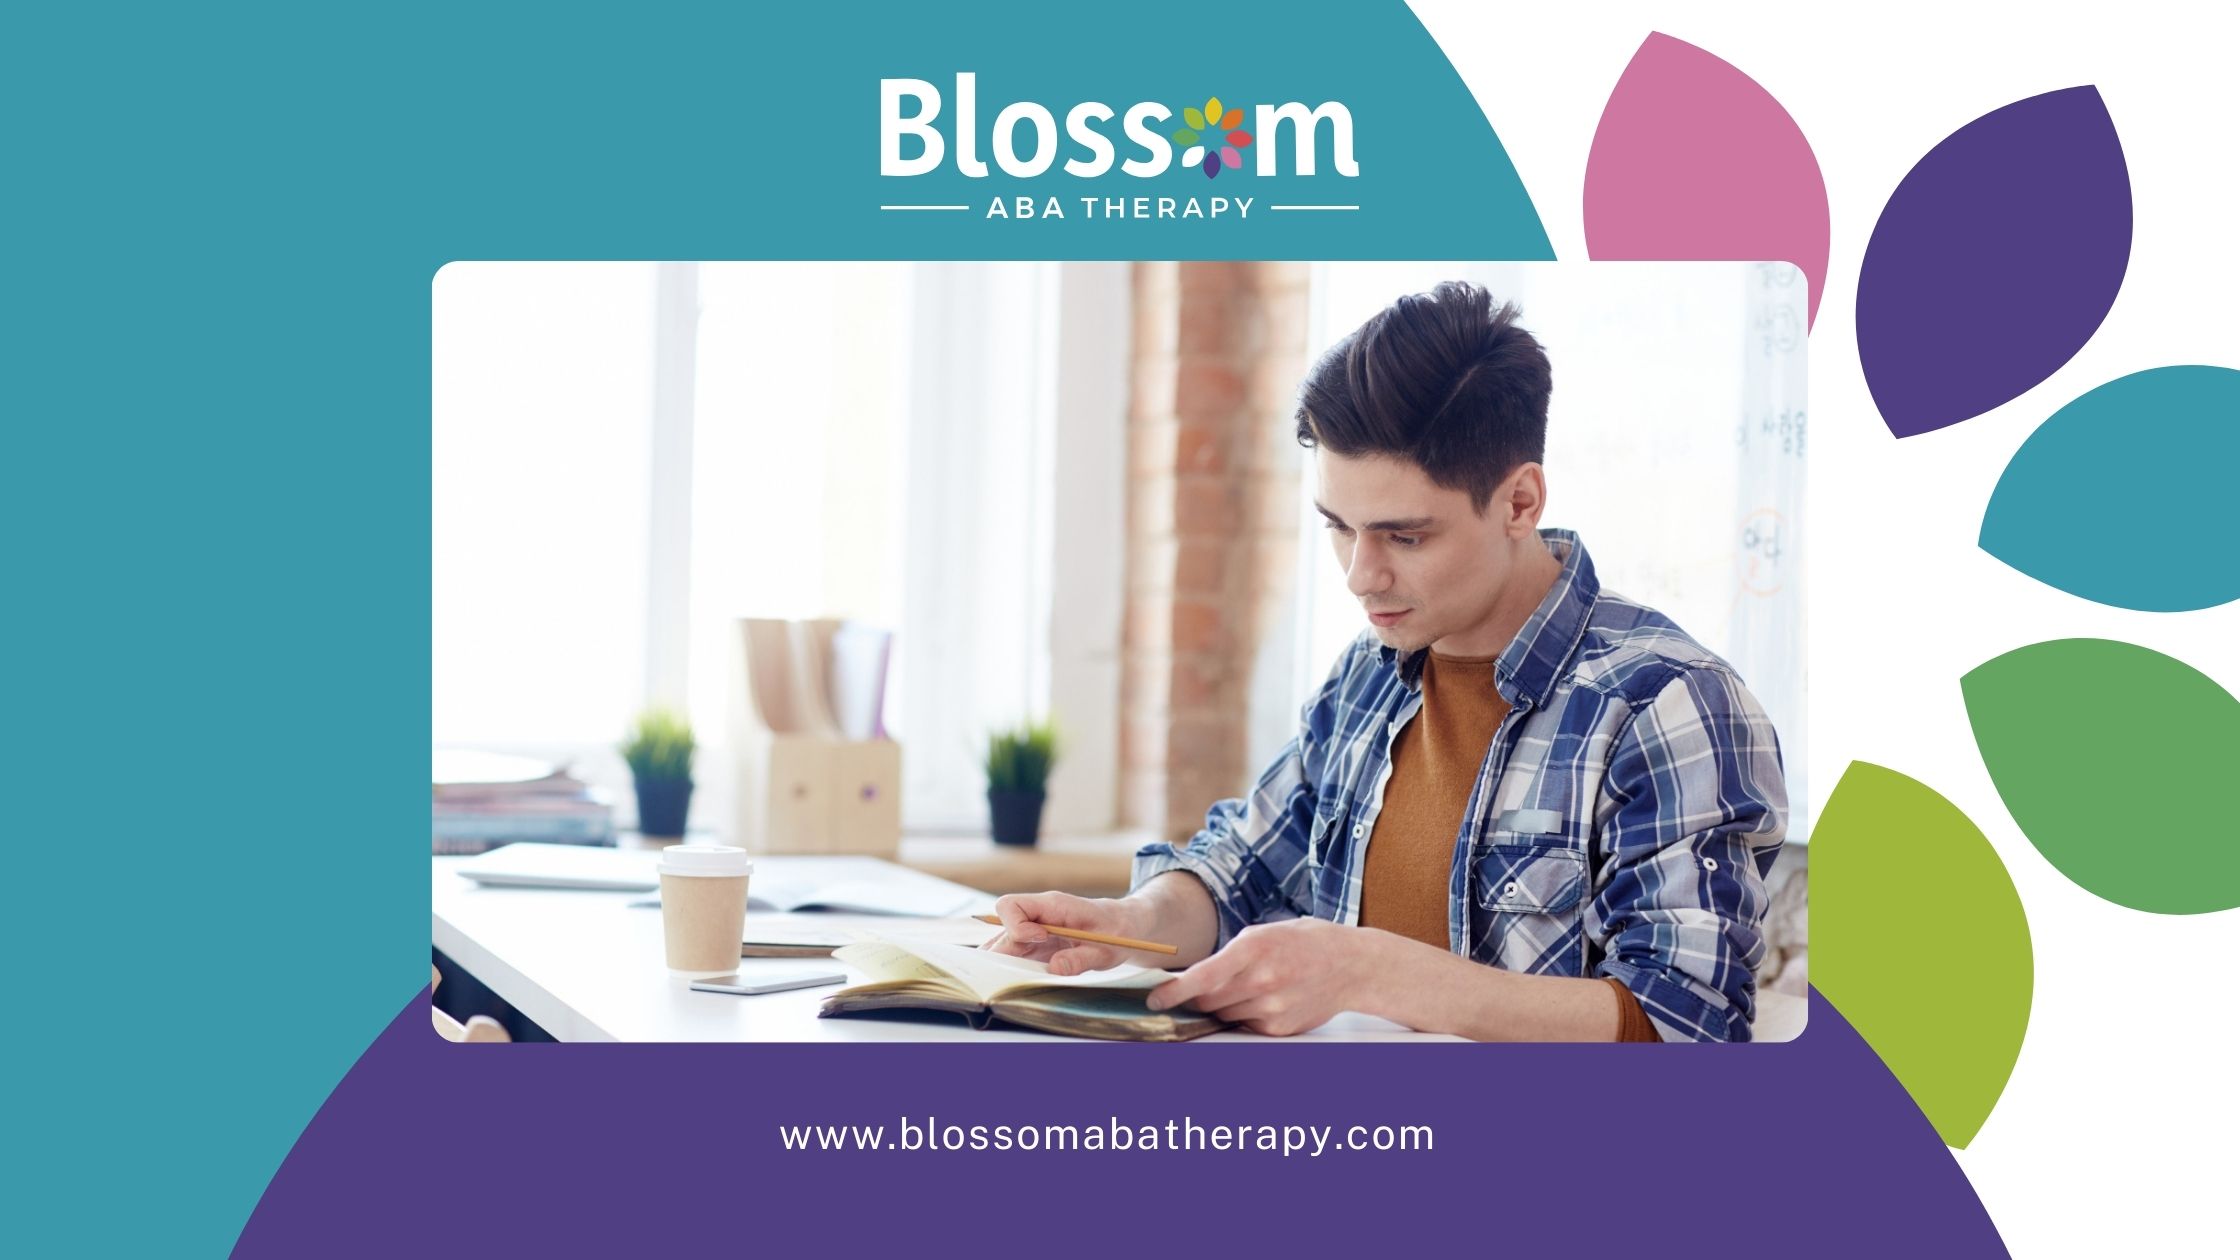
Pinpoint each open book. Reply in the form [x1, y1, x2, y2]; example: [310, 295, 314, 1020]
[819, 935, 1227, 1041]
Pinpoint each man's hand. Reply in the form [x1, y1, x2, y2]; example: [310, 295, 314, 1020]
[1145, 918, 1387, 1036]
[980, 891, 1155, 975]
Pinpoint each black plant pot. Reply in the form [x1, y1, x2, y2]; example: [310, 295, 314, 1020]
[987, 789, 1047, 847]
[635, 776, 695, 840]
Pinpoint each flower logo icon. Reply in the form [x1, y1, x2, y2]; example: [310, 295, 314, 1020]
[1173, 95, 1252, 178]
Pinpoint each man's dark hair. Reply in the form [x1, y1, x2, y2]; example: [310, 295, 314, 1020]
[1295, 281, 1552, 514]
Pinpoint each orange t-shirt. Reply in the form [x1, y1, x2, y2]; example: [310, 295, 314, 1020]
[1360, 650, 1508, 950]
[1359, 650, 1660, 1042]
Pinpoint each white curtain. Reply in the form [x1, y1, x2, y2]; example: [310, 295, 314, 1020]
[1729, 262, 1809, 835]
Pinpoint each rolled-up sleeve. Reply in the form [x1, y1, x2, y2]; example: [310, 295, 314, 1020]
[1131, 648, 1351, 949]
[1587, 665, 1787, 1042]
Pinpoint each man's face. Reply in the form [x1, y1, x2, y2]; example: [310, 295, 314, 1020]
[1314, 449, 1525, 655]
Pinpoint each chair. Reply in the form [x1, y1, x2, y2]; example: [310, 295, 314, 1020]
[431, 963, 510, 1043]
[1755, 988, 1808, 1043]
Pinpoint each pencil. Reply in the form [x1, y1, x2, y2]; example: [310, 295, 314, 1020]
[970, 914, 1179, 956]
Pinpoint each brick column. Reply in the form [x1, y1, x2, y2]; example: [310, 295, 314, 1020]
[1121, 262, 1311, 840]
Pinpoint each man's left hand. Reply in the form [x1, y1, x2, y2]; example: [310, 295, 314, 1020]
[1145, 918, 1387, 1036]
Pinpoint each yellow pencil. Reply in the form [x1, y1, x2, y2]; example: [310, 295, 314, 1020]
[970, 914, 1180, 956]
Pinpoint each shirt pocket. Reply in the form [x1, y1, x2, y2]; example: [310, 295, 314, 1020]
[1307, 782, 1354, 863]
[1306, 796, 1348, 910]
[1473, 840, 1587, 915]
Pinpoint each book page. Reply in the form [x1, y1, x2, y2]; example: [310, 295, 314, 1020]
[831, 940, 968, 986]
[873, 935, 1170, 1003]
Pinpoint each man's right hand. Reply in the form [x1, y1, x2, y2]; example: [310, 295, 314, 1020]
[979, 890, 1150, 975]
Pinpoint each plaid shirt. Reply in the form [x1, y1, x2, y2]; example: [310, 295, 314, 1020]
[1134, 529, 1788, 1042]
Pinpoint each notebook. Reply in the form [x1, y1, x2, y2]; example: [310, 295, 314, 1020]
[818, 934, 1227, 1041]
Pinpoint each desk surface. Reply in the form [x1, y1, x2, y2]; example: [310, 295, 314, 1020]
[896, 829, 1150, 898]
[433, 854, 1459, 1043]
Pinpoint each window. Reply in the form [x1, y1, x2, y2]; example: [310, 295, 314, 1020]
[432, 261, 1126, 835]
[431, 262, 655, 761]
[682, 263, 914, 832]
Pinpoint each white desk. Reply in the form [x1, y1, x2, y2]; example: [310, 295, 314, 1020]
[432, 854, 1458, 1043]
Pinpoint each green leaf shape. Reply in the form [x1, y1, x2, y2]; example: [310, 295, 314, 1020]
[1814, 760, 2032, 1148]
[1964, 637, 2240, 913]
[1171, 126, 1199, 145]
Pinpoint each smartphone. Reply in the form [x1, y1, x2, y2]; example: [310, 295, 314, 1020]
[688, 970, 846, 996]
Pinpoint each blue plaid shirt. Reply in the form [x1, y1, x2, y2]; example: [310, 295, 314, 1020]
[1133, 529, 1787, 1041]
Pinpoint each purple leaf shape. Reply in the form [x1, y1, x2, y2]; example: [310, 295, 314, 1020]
[1857, 87, 2131, 438]
[1202, 152, 1220, 177]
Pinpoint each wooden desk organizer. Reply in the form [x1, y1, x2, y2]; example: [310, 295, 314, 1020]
[729, 617, 901, 856]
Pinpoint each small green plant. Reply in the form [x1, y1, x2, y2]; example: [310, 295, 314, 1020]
[620, 707, 696, 783]
[983, 717, 1060, 795]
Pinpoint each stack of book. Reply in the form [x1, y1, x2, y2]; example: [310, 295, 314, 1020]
[433, 749, 614, 855]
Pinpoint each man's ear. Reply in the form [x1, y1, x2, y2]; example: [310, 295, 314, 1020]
[1501, 463, 1547, 536]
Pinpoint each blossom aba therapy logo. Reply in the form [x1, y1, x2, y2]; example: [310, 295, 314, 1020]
[878, 72, 1358, 220]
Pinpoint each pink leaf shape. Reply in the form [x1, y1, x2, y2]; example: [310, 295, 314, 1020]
[1585, 32, 1830, 328]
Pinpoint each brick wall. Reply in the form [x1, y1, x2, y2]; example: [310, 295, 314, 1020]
[1121, 262, 1311, 840]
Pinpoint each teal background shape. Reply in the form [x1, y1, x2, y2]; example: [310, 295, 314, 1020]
[4, 2, 1548, 1254]
[1981, 365, 2240, 611]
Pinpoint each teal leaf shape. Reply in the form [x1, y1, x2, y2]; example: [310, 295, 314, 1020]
[1981, 365, 2240, 611]
[1814, 761, 2032, 1148]
[1965, 638, 2240, 912]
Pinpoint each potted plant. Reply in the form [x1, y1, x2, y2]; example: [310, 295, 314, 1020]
[620, 707, 696, 842]
[983, 717, 1059, 847]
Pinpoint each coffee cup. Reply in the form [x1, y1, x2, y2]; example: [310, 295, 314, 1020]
[656, 844, 754, 975]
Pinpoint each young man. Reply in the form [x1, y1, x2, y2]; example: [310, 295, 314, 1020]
[984, 281, 1788, 1042]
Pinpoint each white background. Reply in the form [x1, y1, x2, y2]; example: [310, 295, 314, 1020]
[1411, 1, 2239, 1251]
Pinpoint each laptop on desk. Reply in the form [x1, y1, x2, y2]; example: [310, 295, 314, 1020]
[454, 842, 661, 890]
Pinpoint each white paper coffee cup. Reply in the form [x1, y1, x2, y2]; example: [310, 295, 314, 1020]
[656, 845, 754, 975]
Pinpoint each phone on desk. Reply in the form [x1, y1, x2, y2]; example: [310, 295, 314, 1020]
[688, 970, 846, 996]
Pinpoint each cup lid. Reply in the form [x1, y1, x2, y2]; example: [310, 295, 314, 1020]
[657, 844, 753, 877]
